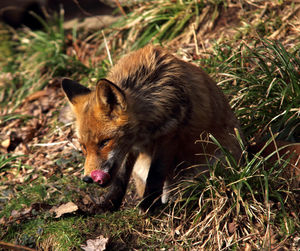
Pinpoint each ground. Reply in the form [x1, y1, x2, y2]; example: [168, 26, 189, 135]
[0, 1, 299, 250]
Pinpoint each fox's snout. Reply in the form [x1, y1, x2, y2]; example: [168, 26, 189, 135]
[82, 170, 111, 186]
[82, 175, 94, 184]
[91, 170, 111, 185]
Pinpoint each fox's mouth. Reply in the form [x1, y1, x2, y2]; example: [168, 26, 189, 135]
[90, 169, 111, 186]
[83, 155, 122, 186]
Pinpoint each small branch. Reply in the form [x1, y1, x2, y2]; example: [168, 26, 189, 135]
[192, 23, 200, 55]
[113, 0, 127, 17]
[0, 241, 37, 251]
[102, 30, 113, 66]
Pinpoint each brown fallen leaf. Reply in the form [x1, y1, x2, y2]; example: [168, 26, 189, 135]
[0, 216, 6, 225]
[228, 221, 237, 234]
[81, 235, 109, 251]
[50, 201, 79, 218]
[1, 138, 10, 149]
[5, 205, 34, 225]
[5, 203, 52, 225]
[244, 243, 252, 251]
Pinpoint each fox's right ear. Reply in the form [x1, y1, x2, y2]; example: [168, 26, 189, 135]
[61, 78, 91, 104]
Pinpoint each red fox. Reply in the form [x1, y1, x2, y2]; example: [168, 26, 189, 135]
[61, 45, 243, 211]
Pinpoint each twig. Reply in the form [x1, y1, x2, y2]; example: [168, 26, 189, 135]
[72, 0, 92, 17]
[55, 125, 79, 151]
[72, 0, 106, 27]
[102, 30, 113, 66]
[192, 23, 200, 55]
[113, 0, 127, 17]
[0, 241, 37, 251]
[33, 141, 69, 147]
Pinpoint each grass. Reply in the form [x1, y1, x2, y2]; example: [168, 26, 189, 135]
[5, 217, 86, 250]
[0, 154, 23, 171]
[0, 1, 299, 250]
[105, 0, 225, 51]
[164, 133, 298, 249]
[1, 174, 162, 250]
[200, 39, 300, 142]
[0, 12, 89, 113]
[114, 0, 200, 49]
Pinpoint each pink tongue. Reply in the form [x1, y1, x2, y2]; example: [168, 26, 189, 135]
[91, 170, 111, 185]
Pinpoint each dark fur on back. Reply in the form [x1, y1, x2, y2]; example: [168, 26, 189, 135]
[107, 46, 192, 137]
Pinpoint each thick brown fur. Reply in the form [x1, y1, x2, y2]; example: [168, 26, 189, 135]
[62, 45, 244, 211]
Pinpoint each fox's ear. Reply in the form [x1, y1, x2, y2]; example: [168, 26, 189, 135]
[61, 78, 91, 104]
[96, 79, 127, 115]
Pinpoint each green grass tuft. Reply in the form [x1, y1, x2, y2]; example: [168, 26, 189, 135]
[199, 39, 300, 141]
[0, 12, 89, 112]
[109, 0, 221, 50]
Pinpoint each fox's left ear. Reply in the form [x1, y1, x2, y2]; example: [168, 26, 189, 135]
[61, 78, 91, 104]
[96, 79, 127, 115]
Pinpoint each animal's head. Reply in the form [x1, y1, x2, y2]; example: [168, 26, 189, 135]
[61, 78, 131, 186]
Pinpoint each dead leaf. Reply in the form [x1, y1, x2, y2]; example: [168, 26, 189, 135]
[0, 216, 6, 225]
[50, 202, 78, 218]
[10, 206, 33, 219]
[10, 209, 21, 218]
[1, 138, 10, 149]
[58, 105, 74, 124]
[244, 243, 252, 251]
[81, 235, 109, 251]
[228, 221, 237, 234]
[6, 205, 36, 224]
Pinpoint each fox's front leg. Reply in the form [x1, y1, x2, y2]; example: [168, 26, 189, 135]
[99, 151, 138, 211]
[140, 143, 175, 211]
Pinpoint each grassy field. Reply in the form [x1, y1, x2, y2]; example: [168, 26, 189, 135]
[0, 0, 299, 250]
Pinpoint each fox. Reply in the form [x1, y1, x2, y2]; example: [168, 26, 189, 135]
[61, 45, 244, 212]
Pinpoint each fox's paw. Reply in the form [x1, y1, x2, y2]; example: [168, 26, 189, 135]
[97, 198, 119, 212]
[139, 195, 162, 213]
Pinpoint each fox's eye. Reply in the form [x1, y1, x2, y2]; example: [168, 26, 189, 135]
[98, 138, 111, 149]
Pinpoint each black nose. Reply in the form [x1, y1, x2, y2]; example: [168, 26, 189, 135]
[82, 176, 93, 183]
